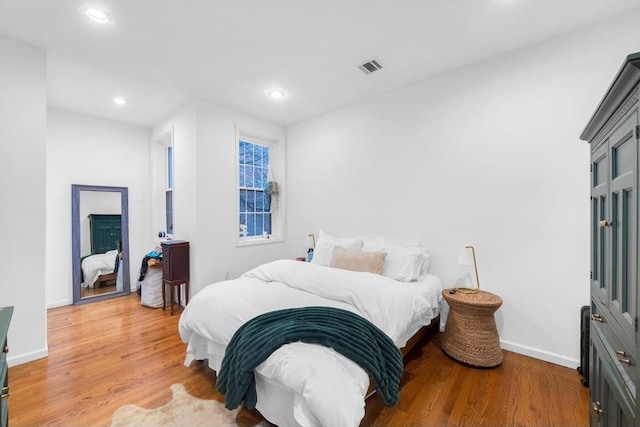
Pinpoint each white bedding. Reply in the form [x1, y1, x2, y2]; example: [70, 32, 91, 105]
[179, 259, 443, 427]
[81, 250, 118, 288]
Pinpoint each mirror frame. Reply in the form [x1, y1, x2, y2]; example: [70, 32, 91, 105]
[72, 184, 130, 304]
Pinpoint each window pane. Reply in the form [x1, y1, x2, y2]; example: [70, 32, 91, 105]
[247, 214, 256, 237]
[246, 190, 255, 212]
[167, 146, 174, 189]
[256, 214, 264, 235]
[239, 214, 247, 237]
[239, 141, 247, 164]
[255, 166, 264, 188]
[166, 191, 173, 234]
[264, 213, 272, 234]
[245, 142, 254, 166]
[259, 167, 268, 188]
[246, 166, 254, 188]
[239, 189, 247, 213]
[255, 192, 264, 213]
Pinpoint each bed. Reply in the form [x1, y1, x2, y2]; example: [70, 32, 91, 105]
[179, 233, 442, 427]
[81, 247, 121, 289]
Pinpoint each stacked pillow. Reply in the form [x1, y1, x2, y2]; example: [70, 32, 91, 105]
[362, 235, 431, 282]
[311, 230, 432, 282]
[310, 230, 363, 267]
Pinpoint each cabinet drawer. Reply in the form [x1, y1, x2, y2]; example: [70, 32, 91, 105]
[592, 318, 636, 401]
[162, 260, 170, 278]
[592, 301, 627, 346]
[591, 329, 636, 425]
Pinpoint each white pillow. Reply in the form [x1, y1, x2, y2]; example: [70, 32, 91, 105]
[362, 235, 432, 282]
[311, 230, 364, 267]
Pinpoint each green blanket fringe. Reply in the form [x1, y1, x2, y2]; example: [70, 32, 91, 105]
[216, 306, 403, 410]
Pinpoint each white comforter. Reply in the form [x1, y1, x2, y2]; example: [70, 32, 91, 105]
[179, 259, 442, 427]
[81, 250, 118, 288]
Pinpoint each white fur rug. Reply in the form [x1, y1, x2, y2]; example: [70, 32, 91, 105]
[110, 383, 244, 427]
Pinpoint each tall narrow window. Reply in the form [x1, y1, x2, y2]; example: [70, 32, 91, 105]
[166, 146, 174, 236]
[238, 139, 272, 239]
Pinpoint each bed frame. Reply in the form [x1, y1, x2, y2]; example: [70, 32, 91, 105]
[365, 315, 440, 399]
[400, 316, 440, 357]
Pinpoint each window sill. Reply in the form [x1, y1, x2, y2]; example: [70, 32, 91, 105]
[236, 236, 283, 247]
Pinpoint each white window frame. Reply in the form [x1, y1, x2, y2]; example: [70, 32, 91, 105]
[151, 127, 174, 242]
[236, 126, 285, 246]
[165, 145, 174, 237]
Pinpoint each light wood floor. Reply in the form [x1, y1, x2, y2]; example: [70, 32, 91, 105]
[8, 294, 589, 426]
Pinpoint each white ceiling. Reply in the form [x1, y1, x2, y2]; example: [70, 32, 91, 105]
[1, 0, 639, 128]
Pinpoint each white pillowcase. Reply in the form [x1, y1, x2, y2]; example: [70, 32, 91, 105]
[311, 230, 364, 267]
[362, 235, 432, 282]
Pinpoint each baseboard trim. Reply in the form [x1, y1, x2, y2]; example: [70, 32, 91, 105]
[7, 347, 48, 367]
[47, 289, 138, 309]
[500, 339, 579, 369]
[47, 299, 72, 309]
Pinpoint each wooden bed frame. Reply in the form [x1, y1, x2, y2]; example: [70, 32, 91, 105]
[365, 315, 440, 399]
[400, 316, 440, 357]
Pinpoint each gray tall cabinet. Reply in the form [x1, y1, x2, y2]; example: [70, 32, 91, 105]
[581, 52, 640, 427]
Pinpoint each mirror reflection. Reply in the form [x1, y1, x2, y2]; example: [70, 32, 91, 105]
[72, 184, 130, 304]
[80, 191, 122, 298]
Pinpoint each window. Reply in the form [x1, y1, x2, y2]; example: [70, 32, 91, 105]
[165, 145, 174, 236]
[238, 139, 272, 239]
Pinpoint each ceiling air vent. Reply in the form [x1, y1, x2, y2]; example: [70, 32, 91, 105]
[359, 60, 383, 75]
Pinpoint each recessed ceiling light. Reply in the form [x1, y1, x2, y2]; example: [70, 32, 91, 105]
[112, 97, 127, 105]
[80, 6, 114, 24]
[268, 89, 285, 99]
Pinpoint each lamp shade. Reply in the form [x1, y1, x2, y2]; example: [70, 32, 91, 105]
[304, 234, 316, 249]
[455, 245, 480, 293]
[458, 247, 475, 266]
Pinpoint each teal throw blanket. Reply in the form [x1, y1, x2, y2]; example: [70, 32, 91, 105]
[216, 306, 403, 410]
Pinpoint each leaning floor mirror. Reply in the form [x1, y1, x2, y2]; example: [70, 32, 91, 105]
[72, 184, 130, 304]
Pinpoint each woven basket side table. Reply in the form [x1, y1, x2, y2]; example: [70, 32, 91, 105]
[441, 289, 503, 368]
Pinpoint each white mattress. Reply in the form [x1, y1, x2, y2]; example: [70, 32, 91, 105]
[179, 260, 443, 427]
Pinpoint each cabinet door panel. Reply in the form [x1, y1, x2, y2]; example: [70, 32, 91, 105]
[609, 113, 638, 347]
[592, 142, 610, 307]
[590, 320, 604, 427]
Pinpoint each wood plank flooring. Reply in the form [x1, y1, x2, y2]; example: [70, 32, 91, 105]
[8, 294, 589, 426]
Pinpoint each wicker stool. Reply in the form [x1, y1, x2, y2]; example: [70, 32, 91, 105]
[441, 289, 503, 368]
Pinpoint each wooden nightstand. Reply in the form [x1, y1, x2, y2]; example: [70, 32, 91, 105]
[161, 240, 190, 315]
[441, 289, 503, 368]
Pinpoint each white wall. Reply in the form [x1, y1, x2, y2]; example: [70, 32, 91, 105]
[0, 36, 47, 365]
[46, 107, 152, 307]
[285, 12, 640, 368]
[152, 99, 289, 297]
